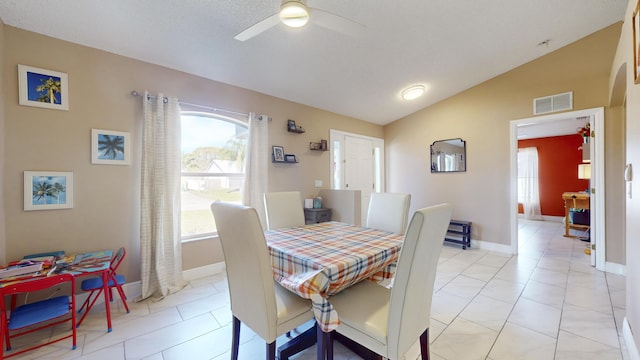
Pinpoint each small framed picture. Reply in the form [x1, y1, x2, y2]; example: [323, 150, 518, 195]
[272, 146, 285, 162]
[285, 154, 297, 163]
[24, 171, 74, 211]
[18, 64, 69, 110]
[287, 119, 297, 131]
[633, 0, 640, 84]
[91, 129, 131, 165]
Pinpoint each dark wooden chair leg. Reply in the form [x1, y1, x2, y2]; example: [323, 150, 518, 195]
[267, 341, 276, 360]
[420, 328, 430, 360]
[326, 330, 334, 360]
[231, 316, 240, 360]
[316, 324, 326, 360]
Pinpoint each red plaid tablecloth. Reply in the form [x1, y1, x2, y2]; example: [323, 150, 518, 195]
[265, 221, 403, 332]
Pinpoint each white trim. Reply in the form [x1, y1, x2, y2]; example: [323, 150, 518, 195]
[605, 262, 626, 276]
[182, 262, 226, 281]
[329, 129, 385, 191]
[83, 263, 226, 306]
[624, 318, 640, 360]
[510, 121, 519, 255]
[469, 239, 513, 254]
[510, 107, 606, 269]
[79, 281, 142, 306]
[593, 108, 606, 269]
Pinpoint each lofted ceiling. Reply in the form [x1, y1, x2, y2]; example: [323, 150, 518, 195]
[0, 0, 628, 125]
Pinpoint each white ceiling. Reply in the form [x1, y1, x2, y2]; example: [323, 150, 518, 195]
[0, 0, 628, 125]
[517, 116, 590, 140]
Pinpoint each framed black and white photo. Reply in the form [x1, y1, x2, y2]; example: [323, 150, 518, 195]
[24, 171, 73, 211]
[287, 119, 297, 131]
[272, 146, 285, 162]
[18, 65, 69, 110]
[91, 129, 131, 165]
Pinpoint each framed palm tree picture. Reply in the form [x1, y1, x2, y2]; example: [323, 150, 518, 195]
[18, 65, 69, 110]
[24, 171, 73, 211]
[91, 129, 131, 165]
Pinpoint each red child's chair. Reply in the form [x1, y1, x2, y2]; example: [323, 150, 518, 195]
[0, 274, 77, 359]
[76, 247, 130, 328]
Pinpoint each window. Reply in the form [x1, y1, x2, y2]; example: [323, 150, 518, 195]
[517, 147, 542, 219]
[181, 111, 248, 240]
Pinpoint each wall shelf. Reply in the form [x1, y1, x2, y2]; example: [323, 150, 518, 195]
[273, 153, 298, 164]
[287, 119, 305, 133]
[273, 160, 298, 164]
[310, 140, 328, 151]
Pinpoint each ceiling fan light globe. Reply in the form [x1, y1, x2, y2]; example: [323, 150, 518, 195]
[280, 1, 310, 28]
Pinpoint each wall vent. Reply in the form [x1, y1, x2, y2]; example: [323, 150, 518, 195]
[533, 91, 573, 115]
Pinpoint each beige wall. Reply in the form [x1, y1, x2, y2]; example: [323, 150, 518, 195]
[2, 26, 382, 279]
[611, 0, 640, 351]
[2, 18, 635, 353]
[385, 24, 624, 252]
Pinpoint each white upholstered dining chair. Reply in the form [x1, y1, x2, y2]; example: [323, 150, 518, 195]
[321, 203, 452, 360]
[365, 192, 411, 234]
[263, 191, 306, 230]
[210, 201, 313, 360]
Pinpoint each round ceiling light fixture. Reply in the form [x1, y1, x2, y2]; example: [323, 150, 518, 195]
[280, 1, 310, 28]
[401, 85, 425, 101]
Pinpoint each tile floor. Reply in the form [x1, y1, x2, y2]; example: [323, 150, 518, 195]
[3, 219, 629, 359]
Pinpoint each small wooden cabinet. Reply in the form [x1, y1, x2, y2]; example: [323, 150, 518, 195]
[562, 192, 590, 238]
[304, 208, 332, 224]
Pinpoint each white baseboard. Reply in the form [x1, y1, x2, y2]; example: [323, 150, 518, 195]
[87, 262, 226, 306]
[624, 318, 640, 360]
[121, 262, 226, 303]
[182, 262, 225, 281]
[605, 261, 626, 276]
[470, 239, 512, 254]
[79, 280, 142, 306]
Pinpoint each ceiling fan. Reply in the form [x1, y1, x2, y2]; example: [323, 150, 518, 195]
[234, 0, 364, 41]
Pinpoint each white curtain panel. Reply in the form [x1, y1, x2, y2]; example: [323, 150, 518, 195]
[519, 147, 543, 220]
[242, 113, 269, 227]
[139, 91, 185, 301]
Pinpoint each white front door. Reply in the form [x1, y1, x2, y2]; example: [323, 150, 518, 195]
[345, 136, 374, 225]
[330, 130, 384, 226]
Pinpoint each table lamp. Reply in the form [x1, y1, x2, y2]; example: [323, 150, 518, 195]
[578, 163, 591, 193]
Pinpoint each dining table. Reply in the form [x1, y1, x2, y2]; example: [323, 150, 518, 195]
[265, 221, 404, 360]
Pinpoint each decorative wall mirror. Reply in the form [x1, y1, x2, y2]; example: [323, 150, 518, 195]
[430, 138, 466, 173]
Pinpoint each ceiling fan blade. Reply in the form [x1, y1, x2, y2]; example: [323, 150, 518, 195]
[234, 13, 280, 41]
[310, 8, 365, 37]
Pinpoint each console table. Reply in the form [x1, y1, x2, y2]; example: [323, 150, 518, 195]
[562, 192, 590, 238]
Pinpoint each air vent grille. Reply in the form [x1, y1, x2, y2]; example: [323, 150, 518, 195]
[533, 91, 573, 115]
